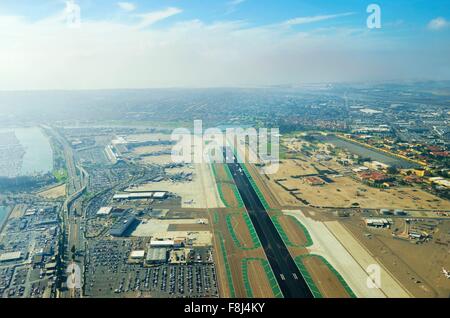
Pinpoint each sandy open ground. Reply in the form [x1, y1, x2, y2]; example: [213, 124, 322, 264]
[270, 173, 450, 210]
[139, 155, 173, 165]
[125, 133, 172, 142]
[270, 159, 326, 179]
[135, 133, 224, 208]
[165, 166, 193, 175]
[294, 176, 450, 210]
[302, 256, 351, 298]
[132, 218, 209, 236]
[247, 260, 275, 298]
[129, 163, 223, 209]
[9, 204, 25, 219]
[37, 184, 66, 199]
[283, 210, 411, 298]
[132, 145, 171, 155]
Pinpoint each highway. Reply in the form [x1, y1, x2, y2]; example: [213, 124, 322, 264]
[225, 148, 313, 298]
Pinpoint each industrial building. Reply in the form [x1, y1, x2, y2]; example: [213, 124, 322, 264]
[365, 218, 392, 228]
[113, 191, 168, 201]
[0, 251, 23, 263]
[394, 209, 407, 216]
[150, 238, 184, 248]
[145, 247, 168, 265]
[96, 206, 112, 216]
[129, 250, 145, 262]
[109, 215, 138, 237]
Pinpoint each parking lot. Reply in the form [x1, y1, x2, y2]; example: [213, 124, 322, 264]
[84, 240, 219, 298]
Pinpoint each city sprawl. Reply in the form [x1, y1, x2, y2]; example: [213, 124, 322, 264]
[0, 83, 449, 298]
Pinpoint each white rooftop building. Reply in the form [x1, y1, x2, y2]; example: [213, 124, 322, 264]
[0, 251, 23, 263]
[96, 207, 112, 216]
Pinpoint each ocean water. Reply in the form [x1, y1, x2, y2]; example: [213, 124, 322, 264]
[0, 127, 53, 177]
[0, 206, 10, 229]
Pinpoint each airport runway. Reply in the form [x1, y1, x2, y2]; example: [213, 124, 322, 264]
[225, 148, 313, 298]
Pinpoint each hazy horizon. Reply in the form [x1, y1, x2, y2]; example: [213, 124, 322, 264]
[0, 0, 449, 90]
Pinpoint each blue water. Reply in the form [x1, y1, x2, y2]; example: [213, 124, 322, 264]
[0, 127, 53, 177]
[0, 206, 10, 229]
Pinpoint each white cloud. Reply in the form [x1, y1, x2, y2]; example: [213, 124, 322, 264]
[284, 12, 355, 26]
[117, 2, 136, 12]
[427, 17, 449, 31]
[228, 0, 246, 5]
[136, 7, 182, 29]
[0, 7, 448, 90]
[226, 0, 246, 14]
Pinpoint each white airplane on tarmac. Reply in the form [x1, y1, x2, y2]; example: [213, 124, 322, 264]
[442, 268, 450, 279]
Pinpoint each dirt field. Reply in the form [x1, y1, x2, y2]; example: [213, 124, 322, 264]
[132, 145, 171, 155]
[9, 204, 25, 219]
[168, 224, 209, 231]
[220, 184, 240, 208]
[212, 208, 272, 298]
[125, 133, 172, 142]
[342, 218, 450, 298]
[270, 158, 326, 179]
[213, 164, 231, 182]
[139, 154, 173, 165]
[246, 259, 275, 298]
[37, 184, 66, 199]
[278, 215, 308, 246]
[227, 214, 255, 249]
[165, 166, 192, 175]
[273, 175, 450, 210]
[302, 255, 351, 298]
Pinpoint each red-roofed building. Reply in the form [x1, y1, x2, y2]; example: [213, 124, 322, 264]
[358, 171, 391, 184]
[305, 176, 325, 186]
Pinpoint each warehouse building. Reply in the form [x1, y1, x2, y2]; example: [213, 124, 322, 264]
[365, 218, 392, 228]
[146, 247, 168, 265]
[110, 215, 138, 237]
[113, 191, 168, 201]
[0, 251, 23, 263]
[150, 238, 184, 248]
[96, 206, 112, 216]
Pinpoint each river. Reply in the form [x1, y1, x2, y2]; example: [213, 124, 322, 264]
[0, 127, 53, 177]
[317, 135, 420, 169]
[0, 206, 11, 229]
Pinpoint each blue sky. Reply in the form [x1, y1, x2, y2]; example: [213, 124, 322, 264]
[0, 0, 449, 89]
[1, 0, 448, 29]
